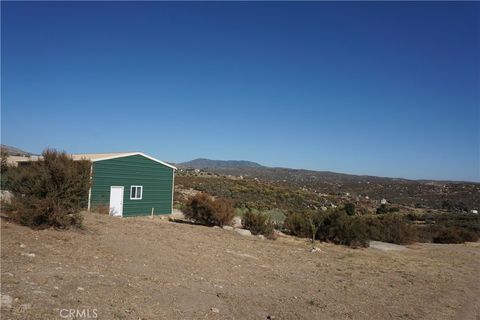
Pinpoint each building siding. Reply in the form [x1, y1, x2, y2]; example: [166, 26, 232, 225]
[89, 154, 174, 217]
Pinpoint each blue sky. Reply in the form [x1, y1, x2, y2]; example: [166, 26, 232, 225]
[2, 2, 479, 182]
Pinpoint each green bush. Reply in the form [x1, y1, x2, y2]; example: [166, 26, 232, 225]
[184, 192, 234, 227]
[335, 215, 369, 248]
[285, 209, 369, 247]
[376, 204, 400, 215]
[316, 210, 369, 247]
[368, 214, 417, 245]
[1, 152, 10, 190]
[263, 208, 286, 227]
[441, 200, 468, 213]
[285, 210, 420, 247]
[284, 211, 311, 238]
[405, 212, 480, 244]
[344, 203, 356, 216]
[432, 226, 479, 243]
[6, 149, 90, 229]
[376, 204, 389, 214]
[242, 210, 275, 238]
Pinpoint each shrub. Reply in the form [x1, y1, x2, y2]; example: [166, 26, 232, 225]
[184, 193, 234, 227]
[405, 212, 480, 244]
[284, 212, 311, 238]
[286, 210, 418, 247]
[6, 149, 90, 229]
[432, 226, 479, 243]
[285, 209, 369, 247]
[344, 203, 356, 216]
[376, 204, 400, 215]
[334, 216, 369, 248]
[372, 214, 417, 245]
[1, 152, 10, 190]
[263, 208, 286, 227]
[317, 210, 369, 247]
[376, 204, 389, 214]
[212, 197, 236, 227]
[242, 210, 275, 238]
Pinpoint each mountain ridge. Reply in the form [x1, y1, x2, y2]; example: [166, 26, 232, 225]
[0, 144, 36, 156]
[177, 159, 480, 209]
[179, 158, 478, 184]
[178, 158, 264, 169]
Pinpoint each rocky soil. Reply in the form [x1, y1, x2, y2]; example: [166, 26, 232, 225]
[1, 213, 479, 319]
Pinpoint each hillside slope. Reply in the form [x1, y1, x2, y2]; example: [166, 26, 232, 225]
[180, 166, 480, 210]
[179, 158, 264, 169]
[0, 144, 35, 156]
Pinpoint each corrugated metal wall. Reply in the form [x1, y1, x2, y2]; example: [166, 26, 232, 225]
[89, 154, 174, 216]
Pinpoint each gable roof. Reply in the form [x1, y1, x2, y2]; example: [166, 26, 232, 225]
[72, 152, 177, 169]
[7, 152, 177, 170]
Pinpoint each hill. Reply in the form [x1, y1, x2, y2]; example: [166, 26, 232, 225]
[179, 158, 264, 169]
[0, 144, 35, 156]
[176, 161, 480, 210]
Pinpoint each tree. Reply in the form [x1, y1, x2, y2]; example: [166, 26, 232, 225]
[308, 216, 318, 247]
[6, 149, 91, 228]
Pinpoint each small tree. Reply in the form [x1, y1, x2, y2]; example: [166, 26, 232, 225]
[7, 149, 90, 228]
[308, 216, 318, 247]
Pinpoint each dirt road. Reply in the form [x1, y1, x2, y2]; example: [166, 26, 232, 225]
[1, 213, 479, 319]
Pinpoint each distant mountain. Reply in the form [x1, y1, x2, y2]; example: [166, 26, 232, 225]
[179, 158, 264, 169]
[0, 144, 35, 156]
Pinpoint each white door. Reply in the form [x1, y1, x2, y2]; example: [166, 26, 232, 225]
[109, 186, 124, 217]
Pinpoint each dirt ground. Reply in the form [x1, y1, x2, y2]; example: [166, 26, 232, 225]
[1, 213, 479, 320]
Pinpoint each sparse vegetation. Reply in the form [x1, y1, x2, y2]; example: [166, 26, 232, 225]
[431, 226, 478, 244]
[376, 204, 400, 214]
[364, 214, 417, 245]
[176, 172, 479, 245]
[185, 166, 480, 211]
[406, 212, 480, 243]
[175, 175, 335, 213]
[5, 149, 90, 229]
[3, 211, 478, 320]
[441, 200, 468, 213]
[183, 192, 234, 227]
[283, 211, 311, 238]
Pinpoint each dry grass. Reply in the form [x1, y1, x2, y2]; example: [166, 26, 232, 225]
[1, 212, 479, 319]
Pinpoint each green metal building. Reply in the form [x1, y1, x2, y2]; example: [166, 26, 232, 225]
[78, 152, 176, 217]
